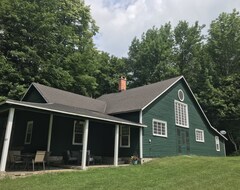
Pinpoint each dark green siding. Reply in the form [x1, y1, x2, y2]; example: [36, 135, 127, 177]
[22, 87, 46, 103]
[142, 81, 225, 157]
[112, 112, 140, 123]
[112, 112, 140, 157]
[11, 110, 49, 153]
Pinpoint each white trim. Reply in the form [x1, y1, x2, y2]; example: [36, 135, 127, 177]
[20, 83, 48, 102]
[142, 76, 183, 110]
[81, 120, 89, 170]
[195, 129, 205, 142]
[47, 114, 53, 152]
[24, 121, 33, 144]
[174, 100, 189, 128]
[0, 108, 15, 172]
[139, 110, 143, 124]
[114, 124, 119, 166]
[5, 100, 146, 128]
[152, 119, 168, 138]
[181, 77, 227, 140]
[120, 126, 130, 148]
[72, 120, 84, 145]
[178, 89, 185, 101]
[215, 136, 220, 151]
[140, 76, 227, 140]
[139, 127, 143, 159]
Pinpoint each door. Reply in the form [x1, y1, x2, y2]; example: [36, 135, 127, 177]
[176, 128, 190, 155]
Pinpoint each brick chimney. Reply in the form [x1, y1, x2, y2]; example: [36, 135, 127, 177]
[118, 76, 127, 92]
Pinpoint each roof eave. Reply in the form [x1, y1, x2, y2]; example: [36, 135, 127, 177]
[5, 100, 146, 128]
[182, 77, 228, 141]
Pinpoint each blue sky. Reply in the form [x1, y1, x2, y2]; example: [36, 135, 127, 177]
[85, 0, 240, 57]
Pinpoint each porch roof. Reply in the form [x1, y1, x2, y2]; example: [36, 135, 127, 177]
[1, 99, 146, 128]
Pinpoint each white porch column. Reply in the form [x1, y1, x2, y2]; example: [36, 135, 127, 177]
[0, 108, 15, 172]
[47, 114, 53, 152]
[139, 127, 143, 160]
[114, 124, 119, 166]
[81, 119, 89, 170]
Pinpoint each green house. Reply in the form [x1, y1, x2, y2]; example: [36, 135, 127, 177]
[0, 76, 227, 171]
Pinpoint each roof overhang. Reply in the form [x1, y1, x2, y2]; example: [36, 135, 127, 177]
[1, 100, 146, 128]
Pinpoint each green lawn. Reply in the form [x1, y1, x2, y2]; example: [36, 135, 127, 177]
[1, 156, 240, 190]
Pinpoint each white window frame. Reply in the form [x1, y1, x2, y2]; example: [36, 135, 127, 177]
[195, 129, 205, 142]
[24, 121, 33, 144]
[178, 89, 185, 101]
[152, 119, 168, 138]
[72, 120, 84, 145]
[120, 126, 130, 148]
[215, 136, 220, 151]
[174, 100, 189, 128]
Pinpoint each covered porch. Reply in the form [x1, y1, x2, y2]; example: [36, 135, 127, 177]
[0, 100, 145, 172]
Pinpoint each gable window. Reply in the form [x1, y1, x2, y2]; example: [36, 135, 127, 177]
[25, 121, 33, 144]
[175, 100, 189, 128]
[153, 119, 167, 137]
[178, 89, 185, 101]
[120, 126, 130, 148]
[72, 121, 84, 145]
[215, 136, 220, 151]
[195, 129, 204, 142]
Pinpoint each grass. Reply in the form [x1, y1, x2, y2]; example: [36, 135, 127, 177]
[1, 156, 240, 190]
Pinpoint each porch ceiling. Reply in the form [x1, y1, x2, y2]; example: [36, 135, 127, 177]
[1, 99, 146, 128]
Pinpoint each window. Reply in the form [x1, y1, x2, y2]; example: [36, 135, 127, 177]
[24, 121, 33, 144]
[153, 119, 167, 137]
[178, 89, 185, 101]
[120, 126, 130, 148]
[215, 136, 220, 151]
[195, 129, 204, 142]
[72, 120, 84, 145]
[175, 100, 189, 128]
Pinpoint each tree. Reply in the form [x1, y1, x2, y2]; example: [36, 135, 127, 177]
[208, 9, 240, 78]
[173, 21, 205, 88]
[0, 0, 98, 99]
[127, 24, 178, 88]
[94, 52, 127, 96]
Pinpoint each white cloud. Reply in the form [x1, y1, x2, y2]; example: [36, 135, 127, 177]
[85, 0, 240, 57]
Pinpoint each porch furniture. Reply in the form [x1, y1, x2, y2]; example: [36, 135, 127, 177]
[32, 151, 46, 171]
[8, 151, 24, 169]
[65, 150, 78, 164]
[21, 153, 35, 170]
[47, 156, 63, 165]
[79, 150, 94, 166]
[64, 150, 94, 165]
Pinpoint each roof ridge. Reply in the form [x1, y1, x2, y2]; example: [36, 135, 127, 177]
[98, 75, 183, 98]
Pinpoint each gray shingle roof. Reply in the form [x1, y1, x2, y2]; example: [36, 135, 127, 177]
[30, 83, 106, 113]
[4, 99, 146, 127]
[97, 76, 183, 114]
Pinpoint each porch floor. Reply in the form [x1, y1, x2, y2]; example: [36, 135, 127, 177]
[0, 164, 130, 180]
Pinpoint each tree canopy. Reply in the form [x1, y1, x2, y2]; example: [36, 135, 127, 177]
[0, 1, 239, 153]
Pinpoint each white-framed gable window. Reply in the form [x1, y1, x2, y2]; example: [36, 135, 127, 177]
[195, 129, 204, 142]
[153, 119, 167, 137]
[72, 120, 84, 145]
[175, 100, 189, 128]
[25, 121, 33, 144]
[120, 126, 130, 148]
[215, 136, 220, 151]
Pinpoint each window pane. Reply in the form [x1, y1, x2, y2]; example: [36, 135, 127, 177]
[175, 101, 188, 127]
[121, 136, 129, 146]
[75, 134, 83, 144]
